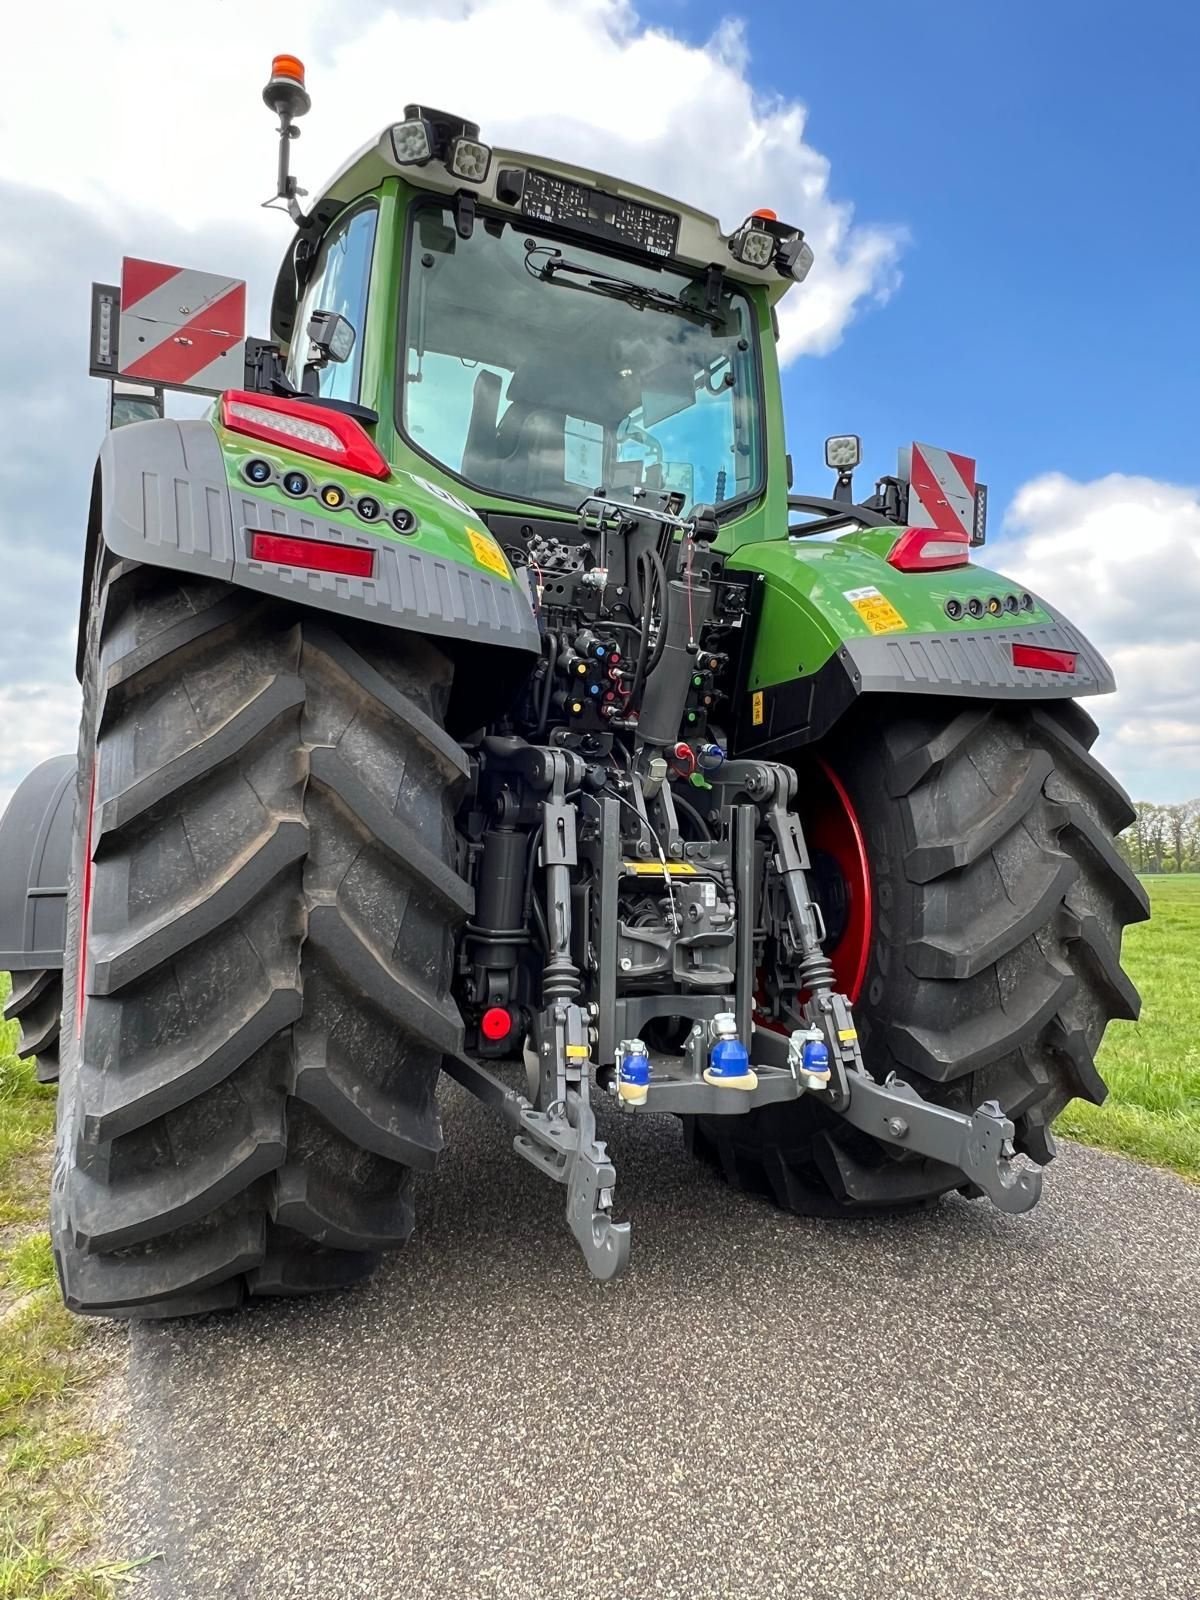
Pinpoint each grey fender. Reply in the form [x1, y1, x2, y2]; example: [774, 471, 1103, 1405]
[78, 418, 541, 677]
[732, 606, 1117, 758]
[0, 753, 76, 973]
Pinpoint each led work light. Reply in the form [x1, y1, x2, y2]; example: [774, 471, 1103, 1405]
[729, 211, 815, 281]
[449, 136, 492, 183]
[824, 435, 862, 471]
[389, 118, 434, 166]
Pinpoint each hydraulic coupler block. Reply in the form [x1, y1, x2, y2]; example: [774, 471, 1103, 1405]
[617, 1038, 650, 1106]
[789, 1026, 832, 1091]
[703, 1013, 757, 1092]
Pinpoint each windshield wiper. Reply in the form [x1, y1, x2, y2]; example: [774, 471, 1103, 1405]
[524, 247, 724, 329]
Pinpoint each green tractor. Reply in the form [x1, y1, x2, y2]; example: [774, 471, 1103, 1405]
[0, 60, 1147, 1317]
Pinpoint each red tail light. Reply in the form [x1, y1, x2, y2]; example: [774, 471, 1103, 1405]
[220, 390, 390, 480]
[887, 526, 970, 572]
[249, 531, 374, 578]
[1012, 643, 1077, 674]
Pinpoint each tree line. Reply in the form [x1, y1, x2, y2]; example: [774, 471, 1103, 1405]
[1118, 800, 1200, 874]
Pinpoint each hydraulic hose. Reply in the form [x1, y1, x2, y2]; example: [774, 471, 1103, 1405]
[670, 790, 712, 841]
[536, 632, 558, 736]
[630, 549, 670, 702]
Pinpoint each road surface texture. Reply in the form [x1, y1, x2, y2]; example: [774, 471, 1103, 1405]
[113, 1083, 1199, 1600]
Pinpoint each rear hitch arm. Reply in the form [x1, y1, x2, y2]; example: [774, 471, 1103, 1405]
[841, 1070, 1042, 1214]
[443, 1047, 632, 1281]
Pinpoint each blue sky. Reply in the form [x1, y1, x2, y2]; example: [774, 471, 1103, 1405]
[646, 0, 1200, 513]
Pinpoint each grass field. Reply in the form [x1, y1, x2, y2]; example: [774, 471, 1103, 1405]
[0, 980, 145, 1599]
[0, 875, 1194, 1594]
[1056, 874, 1200, 1181]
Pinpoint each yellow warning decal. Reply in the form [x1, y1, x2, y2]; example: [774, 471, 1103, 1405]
[621, 861, 699, 876]
[565, 1044, 590, 1058]
[844, 585, 907, 635]
[838, 1029, 858, 1042]
[466, 526, 511, 580]
[751, 690, 765, 726]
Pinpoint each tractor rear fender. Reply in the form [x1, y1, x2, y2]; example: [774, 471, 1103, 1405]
[75, 416, 542, 687]
[0, 754, 75, 974]
[727, 531, 1114, 758]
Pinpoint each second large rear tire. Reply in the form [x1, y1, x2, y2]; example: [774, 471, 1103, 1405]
[686, 697, 1149, 1214]
[5, 969, 63, 1084]
[53, 558, 471, 1317]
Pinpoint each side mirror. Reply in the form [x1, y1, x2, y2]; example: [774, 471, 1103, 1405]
[306, 309, 356, 367]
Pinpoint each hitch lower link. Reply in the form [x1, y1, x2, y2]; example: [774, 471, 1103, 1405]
[445, 1025, 1040, 1284]
[444, 1001, 631, 1283]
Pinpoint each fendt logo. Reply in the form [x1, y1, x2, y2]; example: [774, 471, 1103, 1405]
[118, 257, 247, 391]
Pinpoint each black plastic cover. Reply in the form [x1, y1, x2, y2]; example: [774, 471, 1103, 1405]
[0, 754, 75, 971]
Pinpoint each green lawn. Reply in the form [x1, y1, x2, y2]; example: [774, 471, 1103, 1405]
[1055, 875, 1200, 1181]
[0, 980, 146, 1599]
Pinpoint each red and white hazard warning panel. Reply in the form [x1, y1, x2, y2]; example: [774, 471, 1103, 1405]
[117, 258, 246, 393]
[900, 442, 978, 538]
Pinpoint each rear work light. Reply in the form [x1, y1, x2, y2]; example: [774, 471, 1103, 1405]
[220, 390, 390, 480]
[1012, 643, 1077, 674]
[249, 531, 374, 579]
[886, 526, 970, 572]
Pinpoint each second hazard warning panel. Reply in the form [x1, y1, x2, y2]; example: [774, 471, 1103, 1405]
[118, 257, 246, 392]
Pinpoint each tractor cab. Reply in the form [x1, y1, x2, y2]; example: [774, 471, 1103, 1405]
[255, 81, 809, 545]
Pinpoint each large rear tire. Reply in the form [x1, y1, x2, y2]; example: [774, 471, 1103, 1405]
[686, 698, 1149, 1214]
[53, 558, 470, 1317]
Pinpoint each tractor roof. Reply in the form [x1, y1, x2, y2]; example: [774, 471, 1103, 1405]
[272, 123, 798, 344]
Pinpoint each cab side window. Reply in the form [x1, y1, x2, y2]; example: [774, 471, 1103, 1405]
[288, 205, 378, 403]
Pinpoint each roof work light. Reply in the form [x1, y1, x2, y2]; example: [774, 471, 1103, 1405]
[729, 211, 814, 282]
[388, 106, 493, 186]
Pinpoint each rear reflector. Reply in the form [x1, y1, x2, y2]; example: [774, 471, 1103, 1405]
[886, 526, 970, 572]
[249, 531, 374, 578]
[480, 1006, 513, 1042]
[1012, 643, 1076, 674]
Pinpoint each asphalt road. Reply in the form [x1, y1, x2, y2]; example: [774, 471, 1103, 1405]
[113, 1084, 1199, 1600]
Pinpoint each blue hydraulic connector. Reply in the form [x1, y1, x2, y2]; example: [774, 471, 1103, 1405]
[789, 1026, 832, 1090]
[703, 1012, 757, 1092]
[617, 1038, 651, 1106]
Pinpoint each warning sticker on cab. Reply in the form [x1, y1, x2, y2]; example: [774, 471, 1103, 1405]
[751, 690, 765, 726]
[843, 585, 907, 635]
[466, 526, 511, 580]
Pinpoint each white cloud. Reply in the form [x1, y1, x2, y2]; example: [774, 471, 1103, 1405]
[0, 683, 81, 818]
[3, 0, 901, 359]
[998, 472, 1200, 802]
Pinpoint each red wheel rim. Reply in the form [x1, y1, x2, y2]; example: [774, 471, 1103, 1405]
[802, 759, 873, 1003]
